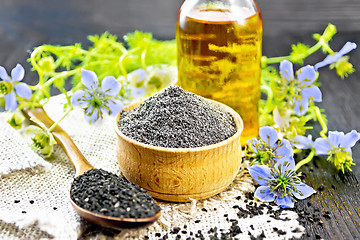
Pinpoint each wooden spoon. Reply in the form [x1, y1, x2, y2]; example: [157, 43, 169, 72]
[22, 107, 161, 229]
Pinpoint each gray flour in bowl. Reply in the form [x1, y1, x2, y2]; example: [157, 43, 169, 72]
[118, 86, 237, 148]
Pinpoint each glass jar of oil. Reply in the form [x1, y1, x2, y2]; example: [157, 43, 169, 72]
[176, 0, 262, 145]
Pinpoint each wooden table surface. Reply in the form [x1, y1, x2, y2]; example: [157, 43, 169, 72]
[1, 0, 360, 239]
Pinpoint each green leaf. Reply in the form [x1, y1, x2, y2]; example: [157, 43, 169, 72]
[124, 31, 153, 49]
[290, 43, 310, 65]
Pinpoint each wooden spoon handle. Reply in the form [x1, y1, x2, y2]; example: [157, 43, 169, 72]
[23, 107, 93, 177]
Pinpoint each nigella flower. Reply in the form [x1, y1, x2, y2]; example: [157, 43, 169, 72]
[247, 126, 294, 165]
[313, 130, 360, 173]
[124, 65, 178, 99]
[0, 64, 32, 111]
[314, 42, 356, 71]
[279, 60, 322, 116]
[248, 157, 316, 208]
[71, 69, 124, 124]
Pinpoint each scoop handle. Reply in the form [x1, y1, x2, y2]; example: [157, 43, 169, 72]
[23, 107, 93, 177]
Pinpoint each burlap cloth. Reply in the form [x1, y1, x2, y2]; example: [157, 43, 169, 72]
[0, 95, 305, 239]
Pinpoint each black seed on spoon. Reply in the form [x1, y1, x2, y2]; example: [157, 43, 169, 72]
[70, 169, 160, 219]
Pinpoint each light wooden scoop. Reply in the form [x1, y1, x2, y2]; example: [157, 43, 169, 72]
[22, 107, 161, 229]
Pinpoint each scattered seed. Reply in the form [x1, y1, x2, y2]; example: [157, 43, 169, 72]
[317, 184, 325, 191]
[171, 227, 181, 234]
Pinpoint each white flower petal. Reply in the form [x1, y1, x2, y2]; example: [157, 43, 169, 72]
[127, 68, 147, 82]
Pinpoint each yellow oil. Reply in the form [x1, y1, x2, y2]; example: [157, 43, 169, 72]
[176, 5, 262, 145]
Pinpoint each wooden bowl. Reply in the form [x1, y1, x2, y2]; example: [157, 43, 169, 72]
[114, 99, 243, 202]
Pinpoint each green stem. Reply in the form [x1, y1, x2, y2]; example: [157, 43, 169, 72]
[319, 38, 335, 55]
[30, 47, 45, 85]
[141, 49, 148, 70]
[103, 39, 128, 53]
[293, 148, 302, 154]
[314, 106, 328, 139]
[295, 148, 316, 171]
[265, 41, 323, 65]
[43, 45, 119, 58]
[43, 69, 80, 88]
[118, 47, 140, 77]
[16, 101, 43, 111]
[48, 107, 73, 132]
[260, 84, 274, 113]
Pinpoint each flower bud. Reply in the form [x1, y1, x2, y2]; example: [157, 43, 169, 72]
[38, 56, 56, 73]
[26, 125, 56, 158]
[7, 111, 25, 130]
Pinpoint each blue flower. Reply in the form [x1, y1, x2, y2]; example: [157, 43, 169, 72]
[247, 126, 294, 165]
[314, 42, 357, 71]
[291, 135, 314, 150]
[71, 69, 124, 123]
[248, 157, 316, 208]
[0, 64, 32, 111]
[313, 130, 360, 173]
[279, 60, 322, 116]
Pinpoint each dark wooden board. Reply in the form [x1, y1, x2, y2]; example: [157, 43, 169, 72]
[1, 0, 360, 239]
